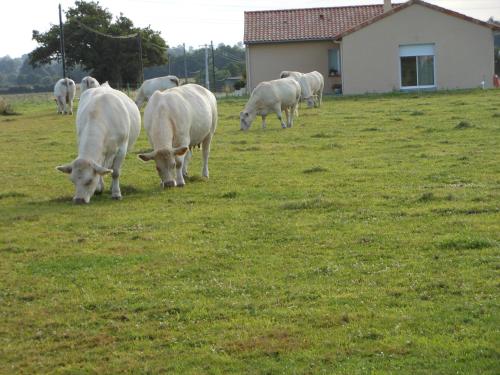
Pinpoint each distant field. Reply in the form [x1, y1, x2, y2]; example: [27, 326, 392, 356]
[0, 89, 499, 373]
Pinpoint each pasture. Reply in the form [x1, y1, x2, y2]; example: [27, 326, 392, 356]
[1, 89, 499, 373]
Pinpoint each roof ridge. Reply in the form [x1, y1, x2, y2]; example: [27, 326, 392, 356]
[244, 4, 387, 15]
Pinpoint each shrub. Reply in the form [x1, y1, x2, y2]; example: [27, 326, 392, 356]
[234, 80, 246, 90]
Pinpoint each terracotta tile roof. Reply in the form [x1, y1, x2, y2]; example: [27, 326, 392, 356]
[244, 4, 397, 44]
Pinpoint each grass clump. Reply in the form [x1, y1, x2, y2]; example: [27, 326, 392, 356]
[302, 166, 328, 174]
[438, 237, 496, 250]
[0, 97, 19, 116]
[282, 196, 335, 210]
[454, 120, 473, 129]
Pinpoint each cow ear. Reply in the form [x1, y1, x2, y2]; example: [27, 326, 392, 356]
[138, 150, 157, 162]
[92, 163, 113, 176]
[173, 146, 189, 156]
[56, 164, 72, 174]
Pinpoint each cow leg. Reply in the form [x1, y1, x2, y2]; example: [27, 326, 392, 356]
[182, 149, 192, 177]
[68, 99, 73, 115]
[261, 115, 267, 129]
[284, 107, 291, 128]
[110, 147, 126, 200]
[56, 97, 64, 114]
[95, 176, 104, 195]
[176, 161, 186, 187]
[275, 104, 286, 128]
[201, 134, 213, 178]
[289, 104, 297, 128]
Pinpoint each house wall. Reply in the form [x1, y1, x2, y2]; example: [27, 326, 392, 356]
[246, 41, 340, 93]
[341, 3, 495, 94]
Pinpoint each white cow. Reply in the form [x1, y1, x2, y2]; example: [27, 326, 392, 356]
[54, 78, 76, 115]
[135, 75, 180, 108]
[240, 78, 301, 130]
[280, 70, 324, 108]
[138, 84, 217, 189]
[80, 76, 100, 95]
[56, 83, 141, 204]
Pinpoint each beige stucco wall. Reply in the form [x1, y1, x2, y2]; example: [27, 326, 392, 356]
[246, 41, 340, 93]
[341, 3, 495, 94]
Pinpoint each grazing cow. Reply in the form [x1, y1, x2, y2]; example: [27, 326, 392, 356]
[135, 75, 180, 108]
[280, 70, 324, 108]
[56, 83, 141, 204]
[138, 84, 217, 189]
[54, 78, 76, 115]
[240, 78, 300, 130]
[80, 76, 100, 95]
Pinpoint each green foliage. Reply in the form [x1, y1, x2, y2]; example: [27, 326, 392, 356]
[1, 89, 499, 373]
[29, 1, 167, 86]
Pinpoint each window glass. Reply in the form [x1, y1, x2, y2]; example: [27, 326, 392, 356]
[418, 56, 434, 86]
[401, 56, 417, 87]
[328, 48, 340, 76]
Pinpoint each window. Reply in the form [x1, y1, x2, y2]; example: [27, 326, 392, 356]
[328, 48, 341, 76]
[399, 44, 435, 89]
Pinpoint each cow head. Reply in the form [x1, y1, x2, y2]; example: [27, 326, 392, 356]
[240, 110, 256, 131]
[138, 147, 189, 188]
[56, 158, 112, 204]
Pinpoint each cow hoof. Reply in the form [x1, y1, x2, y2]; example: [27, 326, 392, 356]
[73, 198, 88, 205]
[176, 183, 185, 188]
[112, 195, 122, 200]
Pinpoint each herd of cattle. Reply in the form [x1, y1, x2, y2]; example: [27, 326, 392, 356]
[53, 70, 324, 203]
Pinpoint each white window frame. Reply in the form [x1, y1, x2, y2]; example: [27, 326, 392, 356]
[399, 44, 436, 90]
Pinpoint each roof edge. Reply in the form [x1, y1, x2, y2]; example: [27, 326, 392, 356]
[336, 0, 500, 39]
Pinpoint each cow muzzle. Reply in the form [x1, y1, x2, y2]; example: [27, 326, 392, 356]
[73, 197, 88, 204]
[162, 180, 176, 188]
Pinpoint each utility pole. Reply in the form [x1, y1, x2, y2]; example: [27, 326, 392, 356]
[183, 43, 188, 84]
[204, 44, 209, 90]
[137, 33, 144, 85]
[58, 4, 66, 78]
[211, 41, 216, 93]
[168, 49, 171, 75]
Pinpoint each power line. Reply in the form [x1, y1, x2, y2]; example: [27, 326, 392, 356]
[70, 18, 138, 39]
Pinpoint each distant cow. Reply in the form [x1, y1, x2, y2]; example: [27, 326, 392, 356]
[135, 75, 180, 108]
[54, 78, 76, 115]
[240, 78, 300, 130]
[280, 70, 324, 108]
[56, 83, 141, 204]
[80, 76, 99, 95]
[138, 84, 217, 188]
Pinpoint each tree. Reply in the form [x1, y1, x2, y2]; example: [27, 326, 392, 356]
[29, 1, 167, 87]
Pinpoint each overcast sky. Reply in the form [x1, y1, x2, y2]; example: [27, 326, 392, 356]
[1, 0, 499, 58]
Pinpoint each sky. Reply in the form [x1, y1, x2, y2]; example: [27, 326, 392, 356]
[1, 0, 499, 58]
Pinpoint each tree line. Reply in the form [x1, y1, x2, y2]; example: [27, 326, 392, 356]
[0, 1, 245, 93]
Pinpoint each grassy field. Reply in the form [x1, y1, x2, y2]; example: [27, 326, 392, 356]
[0, 89, 499, 374]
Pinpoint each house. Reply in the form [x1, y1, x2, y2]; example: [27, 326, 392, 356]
[244, 0, 500, 95]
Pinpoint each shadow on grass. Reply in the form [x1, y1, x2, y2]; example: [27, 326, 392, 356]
[0, 192, 28, 200]
[438, 237, 497, 250]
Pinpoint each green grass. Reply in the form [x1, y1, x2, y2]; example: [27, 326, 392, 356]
[1, 89, 499, 374]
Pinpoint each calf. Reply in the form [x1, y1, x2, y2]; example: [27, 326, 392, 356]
[135, 75, 180, 108]
[54, 78, 76, 115]
[80, 76, 100, 96]
[240, 78, 300, 130]
[280, 70, 324, 108]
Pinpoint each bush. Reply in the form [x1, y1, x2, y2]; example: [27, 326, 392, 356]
[234, 80, 246, 90]
[0, 97, 17, 116]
